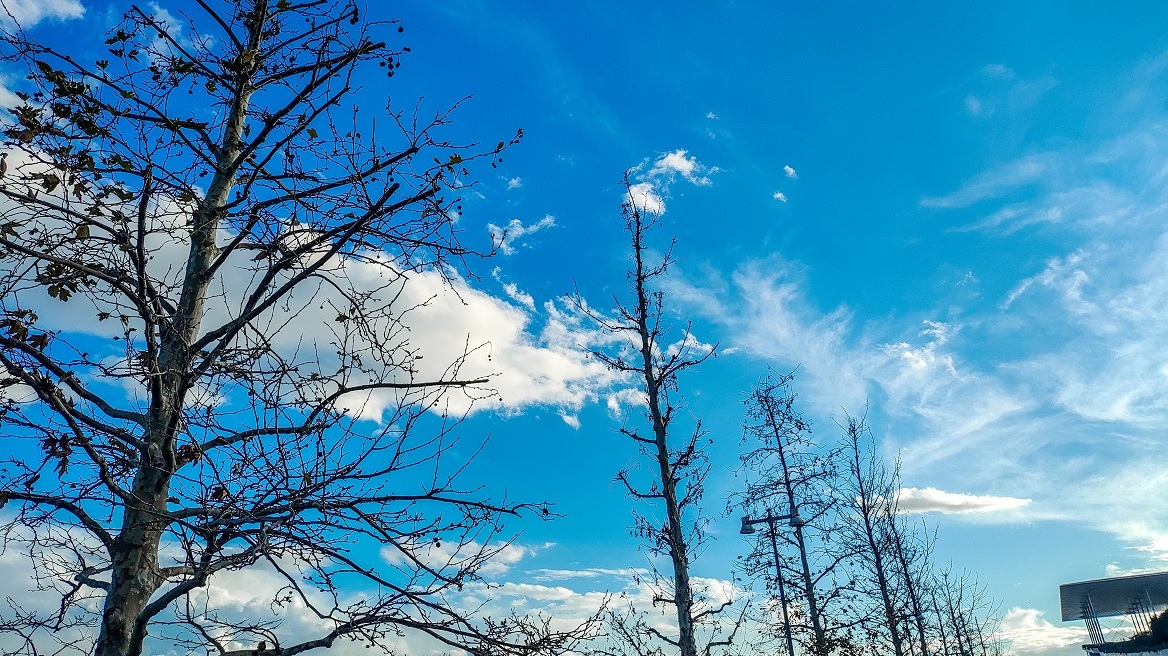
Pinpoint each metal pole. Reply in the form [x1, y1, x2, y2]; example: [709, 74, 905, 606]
[768, 518, 797, 656]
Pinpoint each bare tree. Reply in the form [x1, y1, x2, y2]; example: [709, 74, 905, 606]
[882, 467, 938, 656]
[736, 372, 855, 656]
[573, 174, 741, 656]
[836, 413, 909, 656]
[0, 2, 591, 656]
[932, 567, 1008, 656]
[834, 418, 1010, 656]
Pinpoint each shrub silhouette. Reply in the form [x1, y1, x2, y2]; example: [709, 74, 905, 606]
[1152, 609, 1168, 643]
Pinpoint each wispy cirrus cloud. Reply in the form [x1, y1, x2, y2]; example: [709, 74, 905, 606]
[666, 111, 1168, 551]
[961, 62, 1055, 120]
[920, 153, 1052, 209]
[488, 215, 557, 255]
[528, 567, 647, 582]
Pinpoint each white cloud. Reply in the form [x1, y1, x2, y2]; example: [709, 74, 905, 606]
[0, 157, 622, 424]
[501, 281, 535, 309]
[664, 257, 869, 411]
[665, 92, 1168, 558]
[772, 191, 787, 202]
[998, 607, 1088, 655]
[881, 320, 957, 374]
[604, 386, 647, 417]
[487, 215, 556, 255]
[664, 259, 1047, 524]
[146, 2, 184, 41]
[476, 581, 578, 601]
[959, 65, 1053, 124]
[1131, 534, 1168, 563]
[351, 279, 626, 419]
[706, 111, 718, 120]
[622, 149, 717, 213]
[0, 0, 84, 26]
[507, 176, 523, 189]
[896, 487, 1032, 515]
[783, 165, 797, 179]
[626, 181, 666, 215]
[184, 253, 626, 422]
[0, 79, 22, 114]
[664, 332, 716, 361]
[649, 149, 713, 186]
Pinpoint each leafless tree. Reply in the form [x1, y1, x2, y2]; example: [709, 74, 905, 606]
[0, 2, 592, 656]
[932, 567, 1008, 656]
[835, 412, 910, 656]
[735, 371, 855, 656]
[573, 174, 742, 656]
[833, 417, 1011, 656]
[885, 510, 933, 656]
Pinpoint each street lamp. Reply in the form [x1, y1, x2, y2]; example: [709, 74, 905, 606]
[741, 511, 804, 656]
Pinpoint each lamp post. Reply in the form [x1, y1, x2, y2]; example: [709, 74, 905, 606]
[741, 511, 804, 656]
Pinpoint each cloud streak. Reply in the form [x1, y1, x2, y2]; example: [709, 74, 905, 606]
[897, 487, 1032, 515]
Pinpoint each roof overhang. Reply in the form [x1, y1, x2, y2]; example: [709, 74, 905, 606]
[1060, 571, 1168, 622]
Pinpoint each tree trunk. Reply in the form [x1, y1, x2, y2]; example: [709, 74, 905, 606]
[639, 287, 698, 656]
[793, 522, 829, 655]
[95, 470, 168, 656]
[764, 400, 829, 656]
[869, 517, 905, 656]
[94, 4, 261, 653]
[658, 431, 697, 656]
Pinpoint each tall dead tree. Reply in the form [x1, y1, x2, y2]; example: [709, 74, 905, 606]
[736, 372, 851, 656]
[0, 3, 587, 656]
[575, 174, 738, 656]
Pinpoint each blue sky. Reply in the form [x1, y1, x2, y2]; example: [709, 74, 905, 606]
[12, 1, 1168, 654]
[390, 3, 1168, 654]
